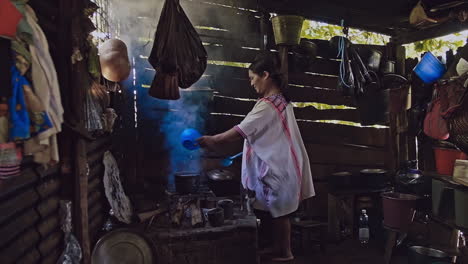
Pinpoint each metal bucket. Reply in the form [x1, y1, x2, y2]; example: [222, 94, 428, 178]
[408, 246, 450, 264]
[455, 189, 468, 228]
[271, 15, 304, 45]
[381, 192, 418, 231]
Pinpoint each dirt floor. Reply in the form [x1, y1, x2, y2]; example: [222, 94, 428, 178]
[260, 239, 408, 264]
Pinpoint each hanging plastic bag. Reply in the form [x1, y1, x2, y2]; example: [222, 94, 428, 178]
[148, 0, 207, 100]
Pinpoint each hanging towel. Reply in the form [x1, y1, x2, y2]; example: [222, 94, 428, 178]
[24, 5, 64, 163]
[9, 65, 31, 141]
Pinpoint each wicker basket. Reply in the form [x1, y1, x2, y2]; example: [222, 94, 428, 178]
[271, 15, 304, 46]
[447, 74, 468, 154]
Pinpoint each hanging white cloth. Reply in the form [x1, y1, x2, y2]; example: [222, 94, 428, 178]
[24, 5, 64, 163]
[235, 94, 315, 217]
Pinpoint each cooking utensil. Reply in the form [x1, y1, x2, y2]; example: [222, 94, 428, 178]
[180, 128, 201, 150]
[220, 152, 243, 167]
[408, 246, 450, 264]
[91, 228, 154, 264]
[359, 169, 388, 188]
[329, 171, 353, 189]
[207, 169, 234, 181]
[217, 199, 234, 220]
[174, 172, 199, 194]
[206, 207, 224, 227]
[206, 169, 238, 196]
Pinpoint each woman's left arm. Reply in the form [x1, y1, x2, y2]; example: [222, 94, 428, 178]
[197, 127, 243, 150]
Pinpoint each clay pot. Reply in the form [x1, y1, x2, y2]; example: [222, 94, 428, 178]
[99, 39, 131, 82]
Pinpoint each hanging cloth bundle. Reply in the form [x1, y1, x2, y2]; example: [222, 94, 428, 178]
[148, 0, 207, 100]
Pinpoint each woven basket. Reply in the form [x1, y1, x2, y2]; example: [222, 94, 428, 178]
[447, 74, 468, 154]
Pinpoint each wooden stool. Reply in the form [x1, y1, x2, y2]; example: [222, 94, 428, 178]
[291, 220, 328, 255]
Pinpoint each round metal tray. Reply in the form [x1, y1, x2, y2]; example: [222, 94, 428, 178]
[91, 228, 155, 264]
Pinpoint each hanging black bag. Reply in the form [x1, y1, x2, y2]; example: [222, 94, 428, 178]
[148, 0, 207, 100]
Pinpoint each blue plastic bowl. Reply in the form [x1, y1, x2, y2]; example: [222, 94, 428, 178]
[413, 52, 446, 83]
[180, 128, 201, 150]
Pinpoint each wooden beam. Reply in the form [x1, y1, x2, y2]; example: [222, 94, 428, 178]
[258, 0, 397, 36]
[310, 163, 387, 181]
[391, 21, 468, 45]
[306, 143, 387, 166]
[38, 231, 62, 260]
[0, 169, 37, 200]
[0, 228, 40, 264]
[212, 95, 360, 122]
[208, 114, 388, 147]
[16, 249, 40, 264]
[185, 0, 258, 10]
[0, 189, 39, 224]
[0, 208, 40, 249]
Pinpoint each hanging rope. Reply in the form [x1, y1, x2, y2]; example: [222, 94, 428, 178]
[338, 19, 353, 88]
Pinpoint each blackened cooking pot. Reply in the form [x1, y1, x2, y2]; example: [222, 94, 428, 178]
[329, 171, 353, 189]
[174, 172, 199, 194]
[206, 169, 239, 197]
[359, 169, 388, 188]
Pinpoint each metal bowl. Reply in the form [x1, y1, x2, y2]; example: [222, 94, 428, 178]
[91, 228, 155, 264]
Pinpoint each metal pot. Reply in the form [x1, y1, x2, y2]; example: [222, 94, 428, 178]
[357, 48, 382, 72]
[207, 169, 234, 181]
[206, 169, 238, 196]
[329, 171, 353, 189]
[359, 169, 388, 188]
[408, 246, 450, 264]
[174, 172, 199, 194]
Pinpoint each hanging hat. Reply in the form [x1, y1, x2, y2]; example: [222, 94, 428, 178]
[99, 39, 131, 82]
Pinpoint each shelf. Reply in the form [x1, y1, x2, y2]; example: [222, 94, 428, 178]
[329, 186, 393, 196]
[431, 214, 468, 234]
[425, 171, 468, 191]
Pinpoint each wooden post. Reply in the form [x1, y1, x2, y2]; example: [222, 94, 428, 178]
[69, 0, 91, 261]
[74, 138, 90, 263]
[278, 45, 289, 86]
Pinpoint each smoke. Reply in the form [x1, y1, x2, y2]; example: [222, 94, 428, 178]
[105, 0, 226, 190]
[159, 90, 211, 190]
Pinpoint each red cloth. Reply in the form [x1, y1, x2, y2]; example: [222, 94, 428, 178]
[0, 0, 22, 38]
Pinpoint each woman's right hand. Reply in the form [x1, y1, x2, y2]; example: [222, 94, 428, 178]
[196, 135, 217, 150]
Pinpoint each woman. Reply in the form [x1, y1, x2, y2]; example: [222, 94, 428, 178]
[197, 54, 315, 261]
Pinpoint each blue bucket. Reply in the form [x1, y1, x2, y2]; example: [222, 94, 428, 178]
[180, 128, 201, 150]
[413, 52, 446, 83]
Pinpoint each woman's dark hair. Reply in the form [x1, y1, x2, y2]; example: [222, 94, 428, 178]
[248, 53, 290, 102]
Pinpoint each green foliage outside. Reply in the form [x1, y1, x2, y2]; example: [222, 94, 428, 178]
[300, 20, 467, 58]
[301, 20, 390, 45]
[405, 31, 467, 58]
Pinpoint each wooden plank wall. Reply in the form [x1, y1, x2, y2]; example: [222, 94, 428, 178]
[0, 162, 62, 264]
[133, 0, 395, 219]
[85, 136, 112, 245]
[0, 1, 64, 263]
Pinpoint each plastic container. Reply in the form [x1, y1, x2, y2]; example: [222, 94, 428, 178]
[180, 128, 201, 150]
[381, 192, 418, 231]
[434, 147, 468, 176]
[271, 15, 304, 45]
[432, 179, 454, 218]
[455, 189, 468, 228]
[217, 199, 234, 220]
[358, 209, 370, 244]
[413, 52, 446, 83]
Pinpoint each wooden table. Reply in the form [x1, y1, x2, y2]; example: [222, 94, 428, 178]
[328, 186, 392, 241]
